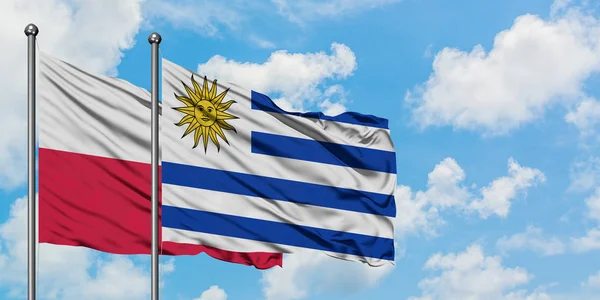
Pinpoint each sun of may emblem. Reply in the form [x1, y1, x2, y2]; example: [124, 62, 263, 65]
[173, 75, 238, 152]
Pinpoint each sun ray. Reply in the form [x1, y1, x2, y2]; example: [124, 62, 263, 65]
[182, 82, 201, 103]
[217, 111, 238, 120]
[191, 75, 203, 100]
[174, 75, 238, 152]
[175, 94, 194, 107]
[217, 119, 236, 132]
[218, 100, 236, 112]
[174, 106, 196, 116]
[202, 76, 210, 99]
[175, 115, 194, 126]
[193, 125, 203, 149]
[202, 126, 209, 152]
[209, 79, 217, 99]
[211, 124, 229, 145]
[211, 89, 229, 107]
[182, 119, 200, 138]
[209, 128, 220, 151]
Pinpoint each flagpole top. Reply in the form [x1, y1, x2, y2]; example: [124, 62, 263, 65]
[24, 24, 39, 36]
[148, 32, 162, 44]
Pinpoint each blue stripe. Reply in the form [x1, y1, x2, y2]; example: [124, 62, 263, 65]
[251, 132, 396, 174]
[251, 90, 389, 129]
[162, 162, 396, 218]
[162, 205, 395, 260]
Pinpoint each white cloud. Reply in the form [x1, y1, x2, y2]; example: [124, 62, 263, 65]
[395, 157, 545, 237]
[571, 228, 600, 253]
[69, 258, 149, 300]
[409, 244, 549, 300]
[394, 185, 445, 238]
[394, 158, 469, 237]
[197, 43, 356, 111]
[143, 0, 243, 36]
[586, 188, 600, 221]
[260, 252, 394, 300]
[570, 186, 600, 253]
[272, 0, 401, 25]
[569, 157, 600, 192]
[0, 0, 144, 189]
[565, 98, 600, 136]
[272, 98, 303, 113]
[160, 257, 175, 273]
[468, 158, 546, 219]
[406, 4, 600, 135]
[550, 0, 574, 17]
[0, 195, 175, 299]
[423, 44, 434, 58]
[496, 226, 566, 256]
[505, 290, 553, 300]
[248, 35, 277, 49]
[583, 271, 600, 289]
[319, 99, 347, 116]
[194, 285, 228, 300]
[317, 85, 348, 116]
[422, 157, 471, 209]
[143, 0, 400, 45]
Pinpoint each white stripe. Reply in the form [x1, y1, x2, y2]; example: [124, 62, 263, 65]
[162, 227, 393, 266]
[38, 52, 156, 163]
[260, 111, 394, 152]
[163, 184, 394, 239]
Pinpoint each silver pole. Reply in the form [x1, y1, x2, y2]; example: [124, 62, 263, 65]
[24, 23, 39, 300]
[148, 32, 162, 300]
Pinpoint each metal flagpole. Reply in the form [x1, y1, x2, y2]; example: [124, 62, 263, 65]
[25, 23, 39, 300]
[148, 32, 162, 300]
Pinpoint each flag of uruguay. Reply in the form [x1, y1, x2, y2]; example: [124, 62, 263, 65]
[160, 58, 397, 266]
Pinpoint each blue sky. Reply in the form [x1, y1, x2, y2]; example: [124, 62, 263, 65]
[1, 0, 600, 299]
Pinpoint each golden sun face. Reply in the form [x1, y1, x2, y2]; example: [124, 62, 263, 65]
[173, 75, 238, 152]
[195, 100, 217, 127]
